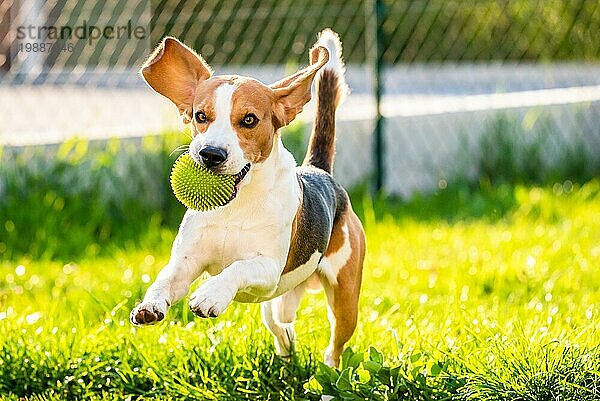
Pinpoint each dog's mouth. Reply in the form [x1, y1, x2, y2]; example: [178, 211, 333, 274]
[228, 163, 251, 202]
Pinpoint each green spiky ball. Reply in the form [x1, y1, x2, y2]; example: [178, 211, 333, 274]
[170, 153, 235, 211]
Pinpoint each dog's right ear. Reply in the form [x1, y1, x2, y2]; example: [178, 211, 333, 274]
[141, 37, 213, 124]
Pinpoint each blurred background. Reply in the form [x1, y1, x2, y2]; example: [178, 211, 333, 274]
[3, 3, 600, 399]
[1, 0, 599, 259]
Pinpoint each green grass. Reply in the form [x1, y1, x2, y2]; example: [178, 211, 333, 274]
[1, 179, 600, 400]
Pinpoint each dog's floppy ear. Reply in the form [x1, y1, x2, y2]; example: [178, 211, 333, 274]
[141, 37, 212, 124]
[270, 45, 329, 128]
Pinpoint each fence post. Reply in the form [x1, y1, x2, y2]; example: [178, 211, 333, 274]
[367, 0, 385, 195]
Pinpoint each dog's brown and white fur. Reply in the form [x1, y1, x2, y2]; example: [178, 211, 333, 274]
[130, 29, 365, 367]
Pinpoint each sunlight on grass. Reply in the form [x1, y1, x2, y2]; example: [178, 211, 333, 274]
[1, 180, 599, 399]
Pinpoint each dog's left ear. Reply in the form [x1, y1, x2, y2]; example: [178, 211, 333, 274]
[141, 37, 213, 124]
[270, 46, 329, 128]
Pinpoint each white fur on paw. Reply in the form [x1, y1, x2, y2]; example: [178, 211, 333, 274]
[324, 348, 338, 368]
[130, 299, 168, 326]
[189, 277, 235, 318]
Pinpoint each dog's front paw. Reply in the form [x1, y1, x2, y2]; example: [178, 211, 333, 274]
[130, 299, 169, 326]
[189, 277, 235, 318]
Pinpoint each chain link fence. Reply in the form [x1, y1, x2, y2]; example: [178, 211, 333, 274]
[1, 0, 600, 195]
[3, 0, 600, 80]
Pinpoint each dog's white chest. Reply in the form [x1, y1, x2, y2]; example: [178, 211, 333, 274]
[177, 155, 301, 278]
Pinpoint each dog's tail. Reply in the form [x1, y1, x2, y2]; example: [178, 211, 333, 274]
[303, 29, 349, 174]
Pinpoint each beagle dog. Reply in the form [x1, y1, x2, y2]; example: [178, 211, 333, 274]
[130, 29, 365, 367]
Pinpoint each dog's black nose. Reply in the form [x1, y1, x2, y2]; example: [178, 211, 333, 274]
[199, 146, 227, 168]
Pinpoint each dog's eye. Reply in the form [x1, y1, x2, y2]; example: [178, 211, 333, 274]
[195, 111, 208, 124]
[241, 114, 258, 128]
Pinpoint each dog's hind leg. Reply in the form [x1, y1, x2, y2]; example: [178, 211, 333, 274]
[321, 278, 359, 367]
[261, 281, 307, 357]
[319, 212, 365, 367]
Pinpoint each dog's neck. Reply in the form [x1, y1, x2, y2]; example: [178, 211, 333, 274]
[233, 133, 298, 206]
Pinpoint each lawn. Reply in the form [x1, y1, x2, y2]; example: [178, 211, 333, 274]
[1, 180, 600, 400]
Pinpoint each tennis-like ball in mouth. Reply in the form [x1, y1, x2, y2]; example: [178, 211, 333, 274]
[170, 153, 236, 211]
